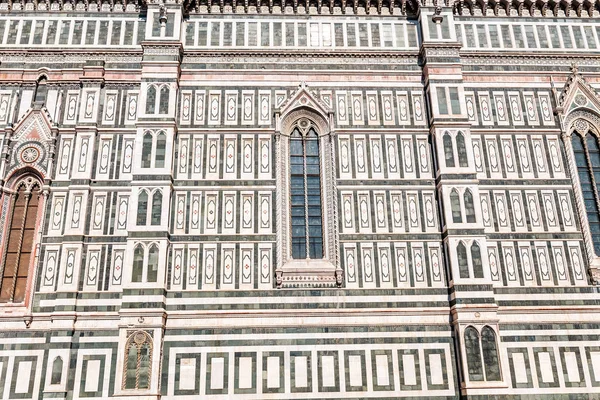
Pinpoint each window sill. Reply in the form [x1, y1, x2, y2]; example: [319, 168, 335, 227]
[276, 259, 342, 288]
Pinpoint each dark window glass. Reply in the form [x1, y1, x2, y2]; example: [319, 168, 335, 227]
[471, 242, 483, 278]
[137, 191, 148, 225]
[85, 21, 96, 45]
[444, 133, 455, 167]
[456, 132, 468, 167]
[482, 326, 501, 381]
[20, 21, 32, 44]
[125, 343, 138, 389]
[72, 20, 83, 45]
[464, 189, 475, 223]
[151, 191, 162, 226]
[51, 357, 63, 385]
[147, 245, 159, 282]
[132, 246, 144, 283]
[142, 133, 153, 168]
[465, 327, 484, 381]
[457, 241, 469, 279]
[124, 332, 152, 390]
[155, 132, 166, 168]
[158, 86, 169, 114]
[450, 189, 462, 223]
[1, 181, 40, 303]
[290, 128, 323, 259]
[573, 133, 600, 255]
[45, 21, 57, 45]
[146, 86, 156, 115]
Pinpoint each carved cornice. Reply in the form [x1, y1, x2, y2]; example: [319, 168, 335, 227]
[0, 0, 595, 16]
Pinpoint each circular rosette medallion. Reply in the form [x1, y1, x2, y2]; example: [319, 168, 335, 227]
[20, 146, 40, 164]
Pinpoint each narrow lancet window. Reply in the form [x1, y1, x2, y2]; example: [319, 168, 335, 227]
[572, 131, 600, 254]
[1, 179, 40, 303]
[290, 128, 323, 259]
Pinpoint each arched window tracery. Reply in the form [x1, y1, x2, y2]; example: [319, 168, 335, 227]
[123, 331, 153, 390]
[572, 129, 600, 255]
[463, 325, 502, 383]
[0, 176, 42, 303]
[290, 127, 323, 260]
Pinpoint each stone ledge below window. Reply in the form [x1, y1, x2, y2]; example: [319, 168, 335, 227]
[276, 259, 342, 289]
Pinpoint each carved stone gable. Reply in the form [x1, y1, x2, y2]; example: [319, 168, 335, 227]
[277, 82, 333, 118]
[556, 65, 600, 117]
[5, 108, 56, 179]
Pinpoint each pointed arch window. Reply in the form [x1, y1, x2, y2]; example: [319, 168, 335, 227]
[464, 325, 502, 383]
[457, 241, 469, 279]
[155, 132, 166, 168]
[50, 356, 63, 385]
[471, 242, 484, 278]
[151, 191, 162, 226]
[147, 245, 159, 283]
[464, 189, 476, 223]
[137, 189, 162, 227]
[572, 131, 600, 254]
[465, 326, 483, 381]
[141, 133, 153, 168]
[137, 191, 148, 225]
[0, 177, 41, 303]
[450, 189, 462, 223]
[145, 86, 156, 114]
[443, 133, 455, 167]
[158, 86, 169, 114]
[140, 130, 168, 169]
[290, 127, 323, 260]
[132, 245, 144, 283]
[123, 331, 152, 390]
[456, 132, 469, 167]
[131, 243, 160, 284]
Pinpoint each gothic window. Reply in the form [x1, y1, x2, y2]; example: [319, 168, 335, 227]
[471, 242, 484, 278]
[137, 189, 162, 226]
[290, 127, 323, 259]
[457, 241, 469, 279]
[145, 86, 156, 114]
[155, 132, 166, 168]
[132, 245, 144, 283]
[123, 331, 152, 390]
[456, 132, 469, 167]
[131, 243, 160, 283]
[147, 245, 159, 282]
[151, 191, 162, 226]
[450, 189, 462, 223]
[137, 191, 148, 225]
[145, 84, 169, 116]
[465, 326, 484, 381]
[572, 132, 600, 254]
[142, 133, 153, 168]
[464, 325, 501, 383]
[0, 177, 41, 303]
[141, 130, 168, 169]
[443, 133, 455, 167]
[158, 86, 169, 114]
[481, 326, 501, 381]
[50, 356, 63, 385]
[464, 189, 476, 223]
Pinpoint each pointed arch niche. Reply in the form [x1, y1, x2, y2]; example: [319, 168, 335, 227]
[274, 86, 341, 288]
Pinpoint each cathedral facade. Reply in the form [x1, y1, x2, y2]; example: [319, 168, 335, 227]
[0, 0, 599, 398]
